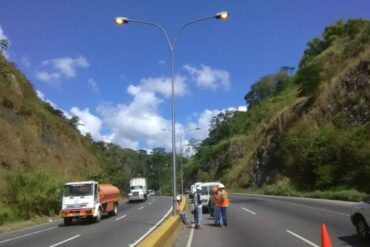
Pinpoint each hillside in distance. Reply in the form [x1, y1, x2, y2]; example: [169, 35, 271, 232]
[0, 54, 101, 196]
[0, 57, 173, 221]
[185, 19, 370, 196]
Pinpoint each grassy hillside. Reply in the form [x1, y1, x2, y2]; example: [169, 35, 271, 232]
[185, 19, 370, 198]
[0, 53, 105, 221]
[0, 51, 176, 226]
[0, 54, 102, 181]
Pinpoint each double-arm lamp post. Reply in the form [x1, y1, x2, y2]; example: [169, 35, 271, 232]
[115, 11, 229, 215]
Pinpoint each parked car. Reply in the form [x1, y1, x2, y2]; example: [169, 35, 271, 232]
[148, 189, 155, 196]
[351, 196, 370, 242]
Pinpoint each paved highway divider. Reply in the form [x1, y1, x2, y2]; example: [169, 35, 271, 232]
[137, 196, 187, 247]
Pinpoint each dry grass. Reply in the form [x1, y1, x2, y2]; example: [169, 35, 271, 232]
[0, 216, 59, 234]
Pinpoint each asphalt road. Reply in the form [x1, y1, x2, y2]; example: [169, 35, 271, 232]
[0, 196, 171, 247]
[180, 194, 366, 247]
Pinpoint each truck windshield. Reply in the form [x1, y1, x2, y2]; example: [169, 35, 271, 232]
[130, 186, 143, 190]
[64, 184, 93, 196]
[201, 186, 209, 195]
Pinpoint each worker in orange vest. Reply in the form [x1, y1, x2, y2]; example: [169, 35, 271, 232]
[215, 183, 229, 227]
[208, 186, 218, 218]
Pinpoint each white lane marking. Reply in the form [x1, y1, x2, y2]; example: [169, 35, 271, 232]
[0, 226, 57, 244]
[129, 207, 172, 247]
[286, 230, 319, 247]
[185, 224, 195, 247]
[115, 214, 127, 221]
[233, 193, 350, 217]
[285, 201, 350, 217]
[49, 235, 80, 247]
[148, 202, 152, 205]
[242, 207, 256, 215]
[138, 206, 144, 210]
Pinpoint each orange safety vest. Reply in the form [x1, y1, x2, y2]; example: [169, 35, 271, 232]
[219, 190, 229, 207]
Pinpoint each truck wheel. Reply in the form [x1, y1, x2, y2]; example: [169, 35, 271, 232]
[110, 204, 118, 216]
[94, 208, 102, 223]
[355, 216, 370, 242]
[63, 218, 72, 226]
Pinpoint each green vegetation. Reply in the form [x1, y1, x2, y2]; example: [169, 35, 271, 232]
[5, 169, 63, 220]
[1, 18, 369, 226]
[185, 18, 370, 200]
[0, 52, 176, 226]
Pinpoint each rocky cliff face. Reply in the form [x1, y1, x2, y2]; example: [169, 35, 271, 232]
[245, 56, 370, 188]
[327, 61, 370, 126]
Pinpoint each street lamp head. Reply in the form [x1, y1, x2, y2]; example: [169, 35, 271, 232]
[115, 17, 129, 25]
[215, 11, 229, 20]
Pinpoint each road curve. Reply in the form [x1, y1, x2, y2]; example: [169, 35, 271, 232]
[0, 196, 171, 247]
[179, 194, 366, 247]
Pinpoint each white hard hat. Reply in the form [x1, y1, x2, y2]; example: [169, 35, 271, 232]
[218, 184, 225, 189]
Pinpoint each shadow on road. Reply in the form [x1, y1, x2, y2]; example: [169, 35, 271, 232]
[338, 234, 369, 247]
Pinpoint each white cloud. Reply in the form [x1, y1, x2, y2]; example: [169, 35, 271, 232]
[36, 71, 61, 82]
[128, 75, 187, 98]
[0, 26, 10, 58]
[70, 107, 103, 140]
[33, 64, 237, 152]
[36, 56, 89, 83]
[184, 64, 230, 90]
[97, 99, 171, 150]
[88, 78, 100, 94]
[21, 56, 31, 68]
[227, 106, 247, 112]
[86, 68, 238, 151]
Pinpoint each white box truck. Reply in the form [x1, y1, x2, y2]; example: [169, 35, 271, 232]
[128, 177, 147, 202]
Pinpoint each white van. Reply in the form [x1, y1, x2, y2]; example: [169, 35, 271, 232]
[200, 182, 221, 211]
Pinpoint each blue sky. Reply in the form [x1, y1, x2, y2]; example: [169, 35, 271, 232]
[1, 0, 370, 151]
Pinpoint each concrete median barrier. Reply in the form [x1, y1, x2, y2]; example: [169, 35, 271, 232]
[137, 196, 187, 247]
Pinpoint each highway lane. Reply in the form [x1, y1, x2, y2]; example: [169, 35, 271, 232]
[0, 196, 172, 247]
[184, 194, 366, 247]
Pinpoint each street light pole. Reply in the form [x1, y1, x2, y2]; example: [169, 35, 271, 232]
[115, 11, 229, 215]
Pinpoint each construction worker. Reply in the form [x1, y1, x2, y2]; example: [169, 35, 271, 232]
[208, 186, 218, 218]
[194, 185, 203, 229]
[215, 183, 229, 227]
[191, 187, 197, 223]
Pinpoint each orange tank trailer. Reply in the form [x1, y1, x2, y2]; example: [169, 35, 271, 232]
[99, 184, 121, 213]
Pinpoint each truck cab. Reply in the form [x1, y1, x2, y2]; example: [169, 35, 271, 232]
[128, 177, 147, 202]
